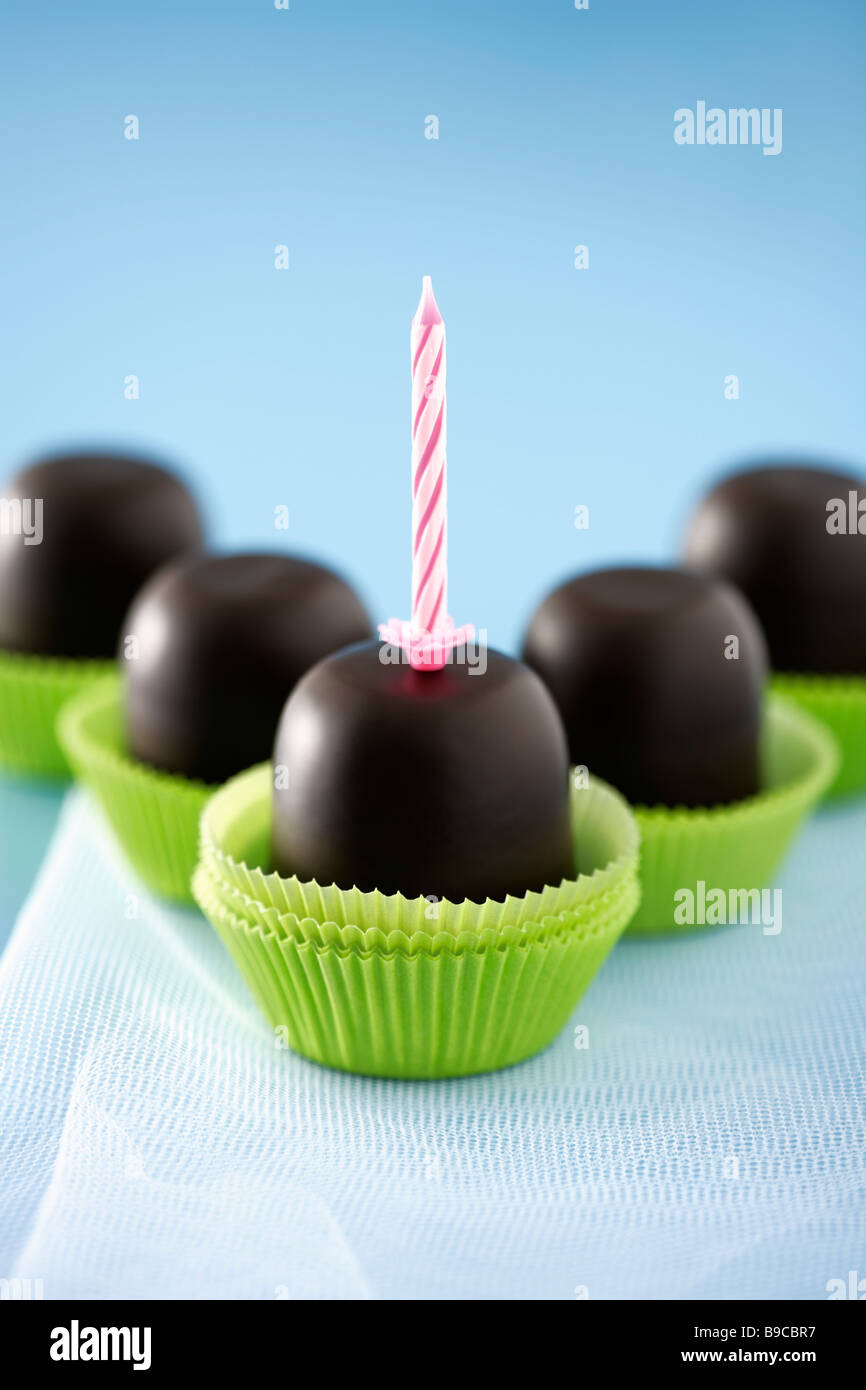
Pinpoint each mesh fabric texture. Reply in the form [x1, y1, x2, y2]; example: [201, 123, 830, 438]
[0, 789, 864, 1300]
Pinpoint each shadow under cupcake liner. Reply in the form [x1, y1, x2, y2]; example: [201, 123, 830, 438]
[772, 672, 866, 799]
[628, 693, 839, 935]
[193, 769, 641, 1078]
[57, 674, 214, 903]
[0, 647, 113, 779]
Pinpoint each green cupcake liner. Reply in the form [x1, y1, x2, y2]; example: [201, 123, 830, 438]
[196, 853, 639, 954]
[193, 867, 634, 1079]
[772, 672, 866, 799]
[193, 770, 641, 1078]
[57, 673, 214, 903]
[0, 647, 113, 779]
[628, 693, 839, 935]
[198, 763, 640, 945]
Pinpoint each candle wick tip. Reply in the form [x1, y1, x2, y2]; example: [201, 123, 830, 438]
[414, 275, 442, 326]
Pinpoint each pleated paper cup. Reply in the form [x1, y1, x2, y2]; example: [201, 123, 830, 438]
[0, 647, 113, 779]
[628, 694, 839, 935]
[772, 672, 866, 799]
[57, 673, 214, 903]
[195, 851, 639, 955]
[193, 766, 641, 1078]
[199, 764, 638, 939]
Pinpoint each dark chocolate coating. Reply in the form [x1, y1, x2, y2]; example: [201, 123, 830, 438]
[683, 463, 866, 674]
[271, 642, 575, 901]
[0, 452, 204, 658]
[522, 566, 768, 808]
[123, 552, 372, 784]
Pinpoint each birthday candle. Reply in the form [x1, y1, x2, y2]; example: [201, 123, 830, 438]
[411, 276, 447, 634]
[378, 277, 473, 671]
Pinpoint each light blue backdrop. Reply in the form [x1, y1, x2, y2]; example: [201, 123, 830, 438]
[3, 0, 865, 654]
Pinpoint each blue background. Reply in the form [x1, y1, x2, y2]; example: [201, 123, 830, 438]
[3, 0, 864, 653]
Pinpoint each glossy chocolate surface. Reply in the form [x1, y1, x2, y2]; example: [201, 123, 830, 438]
[522, 566, 768, 808]
[271, 641, 575, 901]
[124, 552, 372, 783]
[0, 452, 204, 658]
[684, 463, 866, 674]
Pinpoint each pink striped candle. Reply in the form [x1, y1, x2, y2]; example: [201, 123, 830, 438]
[411, 276, 448, 633]
[379, 277, 474, 671]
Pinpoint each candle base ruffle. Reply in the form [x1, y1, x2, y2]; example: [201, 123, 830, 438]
[377, 616, 476, 671]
